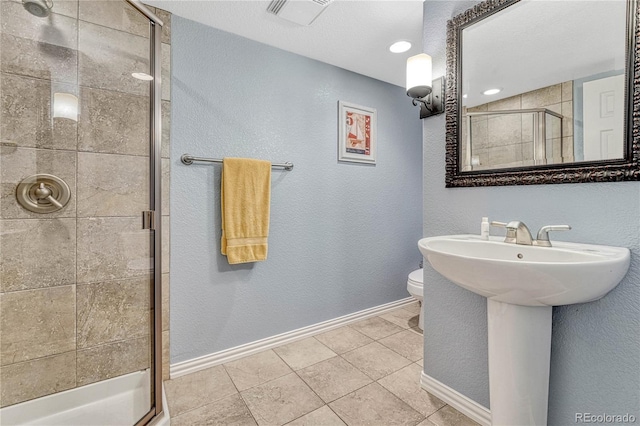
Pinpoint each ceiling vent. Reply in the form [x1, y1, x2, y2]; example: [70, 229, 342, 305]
[267, 0, 332, 26]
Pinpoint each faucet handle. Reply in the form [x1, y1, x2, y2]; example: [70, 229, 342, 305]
[534, 225, 571, 247]
[490, 221, 508, 228]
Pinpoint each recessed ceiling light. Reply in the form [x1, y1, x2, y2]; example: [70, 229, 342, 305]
[132, 72, 153, 81]
[389, 41, 412, 53]
[463, 94, 468, 98]
[483, 88, 502, 96]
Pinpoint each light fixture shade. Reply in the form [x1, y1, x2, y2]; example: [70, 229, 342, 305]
[406, 53, 433, 98]
[53, 93, 78, 121]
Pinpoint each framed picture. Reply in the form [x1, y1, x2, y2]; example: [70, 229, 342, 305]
[338, 101, 377, 164]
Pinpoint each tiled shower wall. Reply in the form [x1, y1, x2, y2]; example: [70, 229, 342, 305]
[0, 0, 171, 407]
[461, 81, 574, 170]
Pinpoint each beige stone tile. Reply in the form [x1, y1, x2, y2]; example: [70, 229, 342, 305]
[273, 338, 337, 370]
[0, 285, 75, 365]
[79, 1, 150, 38]
[487, 114, 521, 148]
[487, 94, 520, 111]
[165, 365, 237, 417]
[77, 152, 149, 217]
[329, 382, 424, 426]
[488, 144, 520, 167]
[78, 87, 150, 156]
[468, 116, 488, 150]
[562, 80, 573, 102]
[427, 405, 479, 426]
[562, 136, 575, 162]
[156, 8, 172, 45]
[0, 1, 78, 83]
[1, 31, 77, 84]
[161, 100, 171, 158]
[1, 74, 78, 150]
[0, 147, 77, 219]
[379, 329, 424, 362]
[172, 394, 256, 426]
[349, 316, 405, 340]
[76, 217, 151, 283]
[77, 337, 149, 386]
[297, 356, 372, 403]
[77, 277, 150, 348]
[224, 350, 292, 391]
[416, 359, 424, 367]
[0, 218, 76, 292]
[521, 112, 535, 144]
[162, 330, 170, 381]
[380, 309, 419, 329]
[562, 100, 574, 137]
[378, 364, 445, 417]
[521, 84, 562, 109]
[78, 21, 150, 96]
[467, 104, 487, 112]
[162, 216, 170, 274]
[314, 326, 373, 354]
[342, 342, 412, 381]
[287, 406, 346, 426]
[417, 419, 438, 426]
[162, 273, 170, 332]
[162, 43, 171, 101]
[162, 158, 170, 216]
[0, 351, 76, 407]
[241, 373, 323, 426]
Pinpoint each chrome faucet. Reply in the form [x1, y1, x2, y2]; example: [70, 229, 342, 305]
[491, 221, 534, 245]
[490, 220, 571, 247]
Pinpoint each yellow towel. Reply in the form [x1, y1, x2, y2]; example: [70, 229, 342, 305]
[220, 157, 271, 264]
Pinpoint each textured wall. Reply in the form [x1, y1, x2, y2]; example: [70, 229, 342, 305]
[422, 0, 640, 422]
[170, 17, 423, 364]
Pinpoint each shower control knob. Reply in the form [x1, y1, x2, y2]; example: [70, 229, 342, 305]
[16, 174, 71, 214]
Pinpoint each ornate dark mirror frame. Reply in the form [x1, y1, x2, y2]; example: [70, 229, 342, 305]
[445, 0, 640, 187]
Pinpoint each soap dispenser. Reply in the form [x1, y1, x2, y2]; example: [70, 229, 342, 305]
[481, 217, 490, 240]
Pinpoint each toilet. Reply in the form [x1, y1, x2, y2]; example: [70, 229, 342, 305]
[407, 268, 424, 330]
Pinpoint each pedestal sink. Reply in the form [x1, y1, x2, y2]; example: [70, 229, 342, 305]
[418, 235, 630, 426]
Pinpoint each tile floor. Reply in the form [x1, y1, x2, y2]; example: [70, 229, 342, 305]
[164, 302, 479, 426]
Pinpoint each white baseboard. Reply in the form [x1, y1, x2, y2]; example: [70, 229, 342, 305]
[420, 372, 491, 426]
[170, 297, 415, 379]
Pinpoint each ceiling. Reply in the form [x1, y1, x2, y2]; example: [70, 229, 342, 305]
[145, 0, 425, 87]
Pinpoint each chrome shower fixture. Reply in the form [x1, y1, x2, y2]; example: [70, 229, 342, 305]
[22, 0, 53, 17]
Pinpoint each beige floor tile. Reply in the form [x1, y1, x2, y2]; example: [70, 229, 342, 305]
[380, 309, 419, 329]
[224, 350, 292, 391]
[378, 364, 445, 417]
[349, 316, 404, 340]
[403, 302, 422, 315]
[314, 326, 373, 354]
[287, 406, 346, 426]
[171, 394, 256, 426]
[427, 406, 480, 426]
[297, 357, 372, 403]
[416, 359, 424, 367]
[273, 338, 337, 370]
[417, 419, 438, 426]
[165, 365, 237, 417]
[342, 342, 412, 380]
[379, 329, 424, 362]
[329, 383, 424, 426]
[241, 373, 323, 426]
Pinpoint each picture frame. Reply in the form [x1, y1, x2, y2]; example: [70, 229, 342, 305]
[338, 101, 377, 164]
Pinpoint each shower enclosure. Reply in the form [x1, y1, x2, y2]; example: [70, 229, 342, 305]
[0, 1, 165, 424]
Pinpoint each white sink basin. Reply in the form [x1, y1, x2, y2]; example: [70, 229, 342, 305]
[418, 234, 630, 307]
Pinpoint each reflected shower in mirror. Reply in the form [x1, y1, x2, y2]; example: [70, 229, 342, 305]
[460, 0, 627, 172]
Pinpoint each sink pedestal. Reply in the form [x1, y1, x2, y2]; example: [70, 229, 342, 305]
[487, 300, 552, 426]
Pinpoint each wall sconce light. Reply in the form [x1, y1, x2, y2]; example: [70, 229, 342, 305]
[406, 53, 445, 119]
[53, 92, 78, 122]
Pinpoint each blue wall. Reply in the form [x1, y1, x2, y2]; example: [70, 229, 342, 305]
[422, 1, 640, 422]
[170, 17, 423, 364]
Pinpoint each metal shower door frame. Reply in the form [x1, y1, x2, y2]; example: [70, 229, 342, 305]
[124, 1, 164, 425]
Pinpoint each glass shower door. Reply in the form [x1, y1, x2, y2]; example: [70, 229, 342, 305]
[0, 1, 161, 424]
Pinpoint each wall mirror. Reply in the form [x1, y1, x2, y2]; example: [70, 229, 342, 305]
[445, 0, 640, 187]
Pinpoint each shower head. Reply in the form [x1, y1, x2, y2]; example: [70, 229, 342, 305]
[22, 0, 53, 17]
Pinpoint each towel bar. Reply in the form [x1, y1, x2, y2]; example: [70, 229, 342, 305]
[181, 154, 294, 171]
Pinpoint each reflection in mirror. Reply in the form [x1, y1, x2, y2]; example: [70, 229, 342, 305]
[460, 0, 627, 172]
